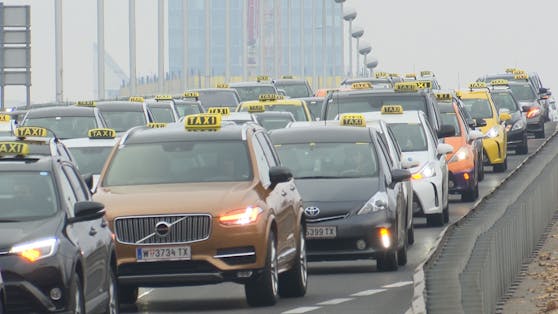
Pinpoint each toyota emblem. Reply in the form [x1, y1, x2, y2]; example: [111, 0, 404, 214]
[304, 207, 320, 217]
[155, 221, 171, 237]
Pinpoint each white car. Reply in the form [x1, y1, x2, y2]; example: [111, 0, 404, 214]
[363, 107, 454, 226]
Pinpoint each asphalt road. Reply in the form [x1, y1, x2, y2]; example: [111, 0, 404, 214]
[123, 122, 556, 314]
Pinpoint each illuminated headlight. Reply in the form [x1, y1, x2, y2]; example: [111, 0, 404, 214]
[219, 206, 263, 225]
[511, 119, 525, 131]
[485, 126, 499, 138]
[10, 238, 58, 262]
[411, 162, 436, 180]
[449, 147, 470, 163]
[357, 191, 388, 215]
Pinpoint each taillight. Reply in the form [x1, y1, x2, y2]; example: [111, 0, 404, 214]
[527, 107, 540, 119]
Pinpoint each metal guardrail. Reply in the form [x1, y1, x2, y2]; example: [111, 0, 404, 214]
[423, 130, 558, 314]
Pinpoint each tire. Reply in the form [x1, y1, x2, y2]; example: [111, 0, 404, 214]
[426, 213, 444, 227]
[69, 273, 85, 314]
[443, 203, 450, 223]
[105, 268, 119, 314]
[377, 250, 398, 272]
[118, 286, 138, 305]
[245, 231, 279, 307]
[535, 128, 545, 139]
[397, 240, 408, 266]
[478, 161, 485, 182]
[278, 229, 308, 298]
[407, 221, 415, 245]
[493, 157, 508, 173]
[516, 136, 529, 155]
[461, 184, 479, 202]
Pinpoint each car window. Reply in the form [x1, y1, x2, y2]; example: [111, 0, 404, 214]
[462, 98, 494, 119]
[63, 165, 89, 201]
[388, 123, 428, 152]
[251, 137, 271, 186]
[325, 95, 428, 120]
[0, 171, 59, 219]
[23, 116, 98, 139]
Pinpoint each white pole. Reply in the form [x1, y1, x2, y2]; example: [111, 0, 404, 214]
[55, 0, 63, 102]
[182, 0, 189, 89]
[225, 0, 231, 82]
[311, 0, 316, 89]
[355, 37, 360, 77]
[321, 0, 326, 87]
[129, 0, 136, 97]
[205, 1, 211, 87]
[287, 0, 292, 75]
[348, 20, 352, 77]
[97, 0, 105, 99]
[300, 1, 304, 78]
[273, 0, 279, 78]
[259, 0, 264, 75]
[242, 0, 247, 80]
[157, 0, 165, 92]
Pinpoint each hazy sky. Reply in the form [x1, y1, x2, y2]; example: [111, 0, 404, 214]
[2, 0, 557, 104]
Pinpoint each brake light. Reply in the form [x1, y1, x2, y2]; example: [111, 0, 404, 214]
[527, 107, 540, 119]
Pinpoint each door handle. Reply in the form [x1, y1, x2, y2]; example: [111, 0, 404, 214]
[89, 227, 97, 236]
[281, 191, 287, 197]
[101, 219, 108, 228]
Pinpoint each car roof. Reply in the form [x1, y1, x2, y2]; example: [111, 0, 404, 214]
[229, 82, 276, 88]
[63, 137, 119, 148]
[253, 112, 295, 118]
[188, 88, 238, 93]
[362, 110, 423, 124]
[273, 79, 308, 85]
[331, 88, 430, 98]
[96, 101, 145, 112]
[241, 99, 305, 106]
[0, 153, 56, 171]
[270, 125, 374, 144]
[25, 105, 96, 117]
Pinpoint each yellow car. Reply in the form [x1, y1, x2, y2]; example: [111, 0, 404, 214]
[236, 94, 313, 121]
[459, 82, 511, 172]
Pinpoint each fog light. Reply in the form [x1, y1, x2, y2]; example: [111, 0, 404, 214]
[379, 228, 391, 249]
[356, 239, 367, 250]
[50, 287, 62, 301]
[237, 271, 253, 278]
[464, 173, 470, 181]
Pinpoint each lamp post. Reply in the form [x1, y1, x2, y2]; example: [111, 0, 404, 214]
[351, 25, 364, 77]
[343, 7, 356, 77]
[334, 0, 345, 82]
[358, 40, 371, 77]
[366, 57, 379, 77]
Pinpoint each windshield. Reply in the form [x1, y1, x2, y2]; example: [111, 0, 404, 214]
[241, 104, 308, 121]
[103, 141, 253, 186]
[275, 142, 378, 179]
[509, 84, 537, 102]
[491, 92, 519, 112]
[461, 98, 494, 119]
[23, 116, 97, 139]
[69, 146, 114, 175]
[233, 86, 277, 102]
[0, 171, 58, 220]
[196, 90, 239, 108]
[325, 95, 428, 120]
[175, 103, 202, 117]
[256, 117, 293, 130]
[388, 123, 428, 152]
[305, 101, 323, 119]
[440, 113, 461, 137]
[100, 111, 147, 132]
[149, 106, 176, 123]
[275, 83, 311, 98]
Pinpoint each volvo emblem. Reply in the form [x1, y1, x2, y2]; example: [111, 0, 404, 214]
[304, 207, 320, 217]
[155, 221, 171, 237]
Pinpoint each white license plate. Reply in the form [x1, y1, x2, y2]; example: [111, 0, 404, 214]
[136, 246, 191, 262]
[306, 226, 337, 239]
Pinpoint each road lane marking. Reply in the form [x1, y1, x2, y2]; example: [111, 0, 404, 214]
[382, 281, 413, 288]
[350, 288, 386, 296]
[282, 306, 321, 314]
[137, 288, 154, 299]
[317, 298, 354, 305]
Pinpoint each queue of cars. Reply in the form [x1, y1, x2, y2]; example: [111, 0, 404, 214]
[0, 68, 552, 312]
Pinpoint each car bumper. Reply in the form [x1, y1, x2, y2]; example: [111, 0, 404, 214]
[482, 138, 506, 165]
[526, 118, 544, 132]
[305, 211, 395, 261]
[448, 169, 475, 194]
[412, 176, 443, 215]
[506, 128, 526, 148]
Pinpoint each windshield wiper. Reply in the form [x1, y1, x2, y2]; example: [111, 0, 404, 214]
[0, 219, 21, 222]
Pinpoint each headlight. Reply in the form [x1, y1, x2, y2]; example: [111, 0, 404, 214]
[485, 126, 499, 138]
[411, 162, 436, 180]
[357, 191, 388, 215]
[511, 119, 525, 131]
[219, 206, 263, 225]
[10, 238, 58, 262]
[449, 147, 471, 163]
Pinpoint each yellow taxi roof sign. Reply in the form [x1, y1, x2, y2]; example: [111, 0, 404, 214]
[339, 114, 366, 127]
[247, 104, 266, 113]
[512, 69, 526, 75]
[514, 74, 529, 80]
[129, 96, 145, 103]
[394, 82, 419, 92]
[435, 93, 452, 102]
[420, 70, 435, 77]
[351, 82, 373, 90]
[155, 95, 173, 101]
[146, 122, 167, 129]
[375, 71, 389, 78]
[216, 83, 229, 88]
[389, 73, 400, 78]
[490, 79, 509, 86]
[0, 114, 11, 122]
[184, 113, 221, 131]
[15, 127, 48, 138]
[88, 128, 116, 139]
[381, 105, 404, 114]
[405, 73, 417, 79]
[259, 94, 284, 101]
[256, 75, 270, 82]
[281, 75, 294, 79]
[183, 91, 200, 99]
[75, 100, 96, 107]
[416, 80, 432, 89]
[505, 68, 518, 73]
[207, 107, 231, 115]
[468, 82, 487, 90]
[0, 142, 29, 156]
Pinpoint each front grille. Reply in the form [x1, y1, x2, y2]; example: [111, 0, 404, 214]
[114, 214, 211, 245]
[6, 286, 45, 313]
[306, 214, 348, 223]
[118, 260, 217, 276]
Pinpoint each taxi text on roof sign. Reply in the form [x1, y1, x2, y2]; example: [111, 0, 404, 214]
[416, 80, 432, 89]
[394, 82, 419, 92]
[259, 94, 284, 101]
[155, 95, 173, 101]
[381, 105, 404, 114]
[0, 114, 10, 122]
[351, 82, 373, 90]
[76, 100, 96, 107]
[256, 75, 270, 82]
[216, 83, 229, 88]
[88, 128, 116, 139]
[405, 73, 417, 79]
[0, 142, 29, 156]
[15, 127, 48, 138]
[435, 93, 452, 102]
[468, 82, 487, 90]
[184, 113, 222, 130]
[247, 104, 266, 113]
[490, 79, 509, 86]
[505, 68, 518, 73]
[147, 122, 167, 128]
[389, 73, 400, 78]
[183, 91, 200, 99]
[129, 96, 145, 103]
[375, 71, 389, 78]
[339, 114, 366, 127]
[207, 107, 231, 115]
[281, 75, 294, 79]
[512, 69, 526, 75]
[514, 74, 529, 80]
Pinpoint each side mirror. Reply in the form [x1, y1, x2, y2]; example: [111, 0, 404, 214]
[499, 112, 512, 122]
[68, 201, 105, 223]
[437, 124, 456, 138]
[436, 143, 454, 155]
[469, 130, 484, 142]
[82, 173, 93, 190]
[474, 118, 487, 127]
[391, 168, 411, 183]
[521, 105, 531, 113]
[269, 166, 293, 188]
[539, 87, 549, 95]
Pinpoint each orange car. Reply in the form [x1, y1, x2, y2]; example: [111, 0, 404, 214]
[94, 114, 307, 307]
[437, 97, 484, 201]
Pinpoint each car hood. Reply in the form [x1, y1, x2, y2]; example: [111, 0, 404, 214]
[0, 212, 63, 252]
[296, 177, 379, 218]
[95, 181, 259, 219]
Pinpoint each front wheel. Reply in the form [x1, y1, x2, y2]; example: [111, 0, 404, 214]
[279, 229, 308, 298]
[105, 267, 119, 314]
[461, 183, 479, 202]
[493, 157, 508, 173]
[118, 286, 138, 305]
[69, 273, 85, 314]
[516, 136, 529, 155]
[426, 213, 444, 227]
[245, 231, 279, 306]
[377, 250, 398, 272]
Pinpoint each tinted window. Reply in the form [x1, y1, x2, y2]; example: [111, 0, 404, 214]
[233, 86, 277, 102]
[69, 146, 114, 175]
[462, 98, 494, 119]
[197, 90, 240, 108]
[440, 113, 461, 136]
[256, 116, 294, 130]
[491, 92, 519, 112]
[100, 111, 147, 132]
[388, 123, 428, 152]
[241, 104, 307, 121]
[0, 171, 59, 219]
[509, 84, 537, 102]
[149, 106, 176, 123]
[63, 165, 89, 201]
[23, 116, 97, 139]
[275, 83, 311, 98]
[175, 102, 202, 117]
[325, 95, 428, 120]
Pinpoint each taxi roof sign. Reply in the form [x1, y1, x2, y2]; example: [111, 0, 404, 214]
[184, 113, 222, 131]
[0, 114, 11, 122]
[88, 128, 116, 139]
[351, 82, 373, 90]
[394, 82, 419, 92]
[281, 75, 294, 79]
[155, 95, 173, 101]
[339, 114, 366, 127]
[505, 68, 518, 73]
[207, 107, 231, 115]
[216, 83, 229, 88]
[146, 122, 167, 129]
[468, 82, 488, 90]
[0, 142, 29, 157]
[514, 74, 529, 80]
[512, 69, 526, 75]
[420, 70, 435, 77]
[129, 96, 145, 103]
[247, 104, 266, 113]
[15, 127, 48, 138]
[75, 100, 96, 107]
[490, 79, 509, 86]
[435, 93, 452, 102]
[381, 105, 404, 114]
[405, 73, 417, 79]
[416, 80, 432, 89]
[183, 91, 200, 99]
[375, 71, 389, 78]
[259, 94, 284, 101]
[256, 75, 270, 82]
[389, 73, 400, 78]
